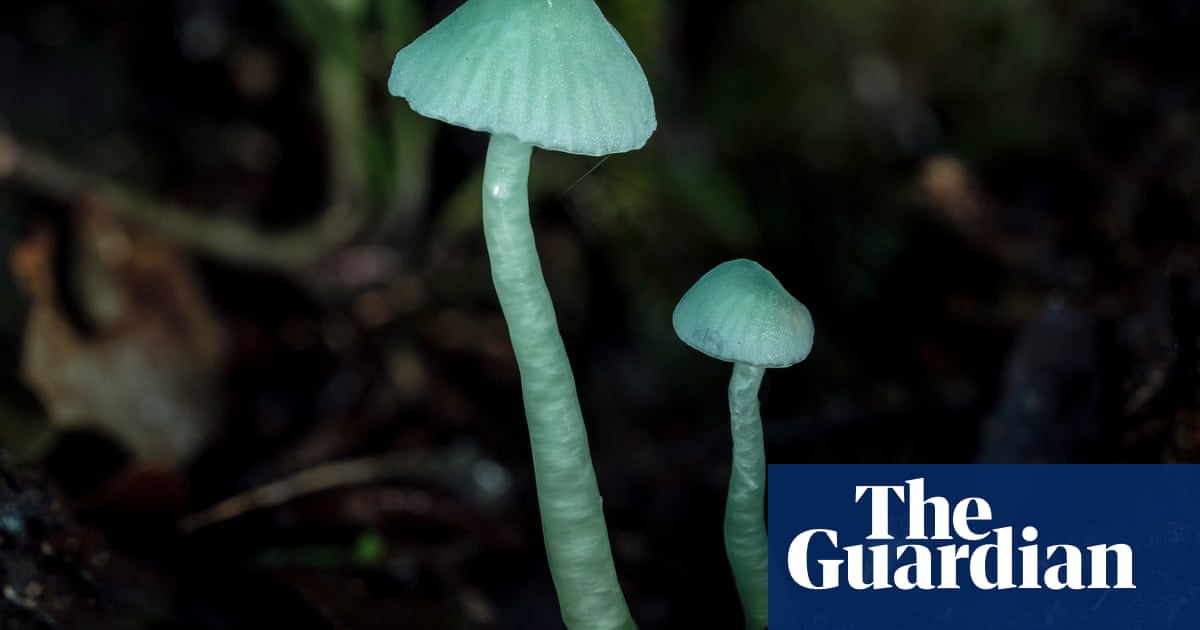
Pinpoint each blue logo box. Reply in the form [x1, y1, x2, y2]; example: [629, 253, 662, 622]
[768, 465, 1200, 629]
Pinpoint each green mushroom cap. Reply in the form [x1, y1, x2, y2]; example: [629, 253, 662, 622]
[388, 0, 656, 157]
[673, 259, 814, 369]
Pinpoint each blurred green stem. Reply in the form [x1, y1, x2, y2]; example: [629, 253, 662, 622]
[3, 0, 434, 270]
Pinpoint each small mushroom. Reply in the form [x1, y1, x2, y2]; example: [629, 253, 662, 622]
[388, 2, 654, 628]
[672, 258, 814, 630]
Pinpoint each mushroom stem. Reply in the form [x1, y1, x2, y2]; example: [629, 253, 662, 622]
[726, 362, 769, 630]
[481, 133, 635, 630]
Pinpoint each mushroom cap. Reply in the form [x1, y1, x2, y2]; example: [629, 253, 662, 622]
[672, 259, 814, 368]
[388, 0, 656, 157]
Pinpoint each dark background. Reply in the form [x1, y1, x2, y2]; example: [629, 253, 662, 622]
[0, 0, 1197, 628]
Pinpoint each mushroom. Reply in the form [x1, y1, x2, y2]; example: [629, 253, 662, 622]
[672, 259, 814, 630]
[388, 2, 654, 628]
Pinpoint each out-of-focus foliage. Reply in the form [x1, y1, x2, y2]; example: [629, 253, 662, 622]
[16, 211, 228, 462]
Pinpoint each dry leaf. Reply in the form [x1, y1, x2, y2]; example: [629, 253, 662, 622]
[13, 208, 229, 463]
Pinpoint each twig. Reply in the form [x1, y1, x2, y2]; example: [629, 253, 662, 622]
[0, 129, 362, 270]
[177, 451, 443, 533]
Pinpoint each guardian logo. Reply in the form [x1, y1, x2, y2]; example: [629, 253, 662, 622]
[767, 466, 1200, 630]
[786, 478, 1135, 591]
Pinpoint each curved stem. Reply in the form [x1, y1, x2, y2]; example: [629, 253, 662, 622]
[726, 362, 768, 630]
[481, 133, 635, 630]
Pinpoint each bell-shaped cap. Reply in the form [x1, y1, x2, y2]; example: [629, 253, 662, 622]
[673, 259, 814, 368]
[388, 0, 655, 157]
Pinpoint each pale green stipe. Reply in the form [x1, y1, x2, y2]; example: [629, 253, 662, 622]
[725, 362, 768, 630]
[482, 133, 635, 630]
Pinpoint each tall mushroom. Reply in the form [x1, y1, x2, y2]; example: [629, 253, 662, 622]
[672, 259, 814, 630]
[388, 1, 654, 628]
